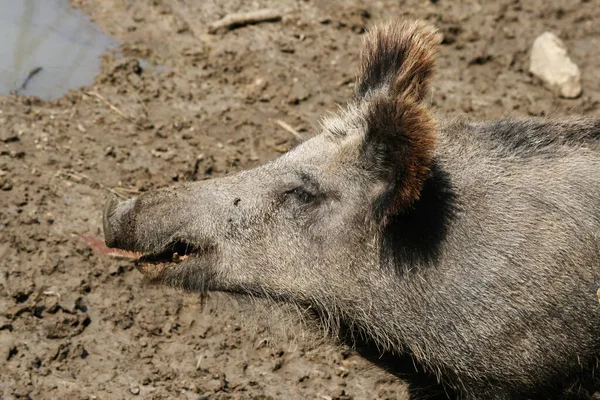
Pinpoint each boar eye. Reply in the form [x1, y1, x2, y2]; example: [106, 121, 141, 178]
[287, 187, 316, 204]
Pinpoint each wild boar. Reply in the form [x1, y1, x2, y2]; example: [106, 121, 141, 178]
[103, 20, 600, 399]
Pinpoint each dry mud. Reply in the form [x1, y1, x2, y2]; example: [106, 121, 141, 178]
[2, 0, 600, 399]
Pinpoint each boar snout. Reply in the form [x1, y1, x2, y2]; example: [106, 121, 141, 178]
[103, 185, 205, 254]
[105, 193, 181, 279]
[103, 196, 137, 250]
[103, 186, 212, 278]
[102, 183, 234, 286]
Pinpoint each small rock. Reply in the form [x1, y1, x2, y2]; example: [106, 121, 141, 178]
[244, 78, 268, 101]
[529, 32, 582, 98]
[272, 358, 284, 371]
[0, 176, 13, 191]
[129, 387, 140, 395]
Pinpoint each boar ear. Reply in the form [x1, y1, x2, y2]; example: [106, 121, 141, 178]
[356, 20, 440, 100]
[358, 21, 439, 221]
[363, 96, 437, 220]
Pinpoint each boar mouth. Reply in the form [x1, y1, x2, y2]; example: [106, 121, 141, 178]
[137, 240, 199, 264]
[135, 240, 205, 280]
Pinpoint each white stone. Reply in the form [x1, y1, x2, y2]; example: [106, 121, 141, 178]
[529, 32, 582, 98]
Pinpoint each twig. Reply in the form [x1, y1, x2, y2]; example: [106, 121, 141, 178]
[208, 9, 282, 34]
[42, 290, 62, 301]
[53, 371, 80, 385]
[17, 67, 43, 93]
[86, 90, 133, 123]
[112, 187, 141, 196]
[274, 119, 302, 140]
[54, 170, 128, 199]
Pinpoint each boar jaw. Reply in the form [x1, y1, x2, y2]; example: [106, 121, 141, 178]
[135, 239, 205, 280]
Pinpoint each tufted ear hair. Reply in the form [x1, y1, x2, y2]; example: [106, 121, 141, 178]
[356, 20, 440, 101]
[357, 21, 440, 222]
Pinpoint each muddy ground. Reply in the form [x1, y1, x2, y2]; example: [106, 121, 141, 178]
[2, 0, 600, 399]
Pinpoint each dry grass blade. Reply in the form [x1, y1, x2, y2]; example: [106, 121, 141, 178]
[112, 186, 141, 196]
[54, 170, 131, 199]
[208, 9, 282, 33]
[42, 290, 62, 301]
[274, 119, 303, 140]
[86, 90, 134, 123]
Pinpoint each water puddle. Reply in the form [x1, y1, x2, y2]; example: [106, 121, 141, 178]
[0, 0, 118, 100]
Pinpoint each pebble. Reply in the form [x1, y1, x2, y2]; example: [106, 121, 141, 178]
[529, 32, 582, 98]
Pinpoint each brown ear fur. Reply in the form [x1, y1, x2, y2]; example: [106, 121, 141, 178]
[364, 95, 437, 218]
[358, 21, 439, 220]
[357, 20, 440, 101]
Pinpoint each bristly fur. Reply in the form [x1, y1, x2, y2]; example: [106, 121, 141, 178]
[357, 20, 441, 101]
[358, 21, 439, 218]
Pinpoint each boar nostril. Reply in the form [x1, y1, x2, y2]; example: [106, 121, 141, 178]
[233, 198, 241, 206]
